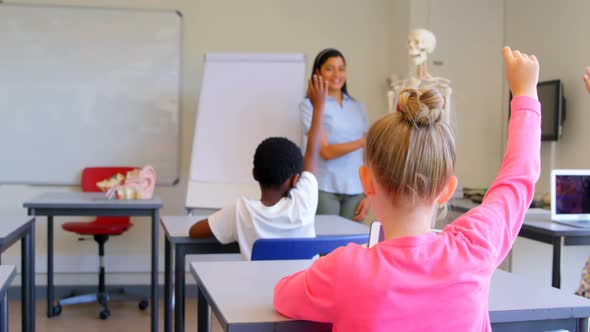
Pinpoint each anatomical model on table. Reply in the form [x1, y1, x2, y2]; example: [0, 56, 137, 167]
[96, 165, 156, 199]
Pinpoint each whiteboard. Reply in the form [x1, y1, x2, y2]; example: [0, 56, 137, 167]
[187, 53, 306, 209]
[0, 4, 180, 185]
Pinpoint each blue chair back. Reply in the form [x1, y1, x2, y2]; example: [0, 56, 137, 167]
[251, 234, 369, 261]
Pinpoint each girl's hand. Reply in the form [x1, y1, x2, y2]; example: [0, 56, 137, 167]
[503, 46, 539, 99]
[308, 74, 329, 111]
[584, 67, 590, 95]
[353, 197, 370, 222]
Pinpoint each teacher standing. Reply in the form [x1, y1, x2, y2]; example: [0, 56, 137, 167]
[300, 48, 369, 221]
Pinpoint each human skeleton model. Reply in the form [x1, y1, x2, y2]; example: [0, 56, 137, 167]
[388, 29, 452, 122]
[388, 29, 454, 228]
[97, 165, 156, 199]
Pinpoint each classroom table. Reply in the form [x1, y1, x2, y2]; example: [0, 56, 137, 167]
[450, 199, 590, 289]
[190, 260, 590, 332]
[161, 214, 369, 332]
[23, 192, 162, 332]
[0, 266, 16, 332]
[0, 217, 34, 332]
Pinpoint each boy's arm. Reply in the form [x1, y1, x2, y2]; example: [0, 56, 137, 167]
[446, 47, 541, 266]
[303, 75, 327, 175]
[187, 203, 238, 243]
[188, 218, 213, 238]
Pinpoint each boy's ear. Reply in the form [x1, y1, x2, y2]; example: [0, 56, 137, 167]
[359, 165, 375, 196]
[289, 173, 301, 188]
[252, 168, 256, 181]
[436, 175, 458, 205]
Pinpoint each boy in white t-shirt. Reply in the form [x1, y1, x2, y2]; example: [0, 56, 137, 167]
[189, 74, 329, 260]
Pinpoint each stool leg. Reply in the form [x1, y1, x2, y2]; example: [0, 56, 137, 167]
[47, 216, 56, 317]
[95, 235, 111, 320]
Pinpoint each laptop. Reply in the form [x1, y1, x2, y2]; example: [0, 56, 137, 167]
[551, 169, 590, 228]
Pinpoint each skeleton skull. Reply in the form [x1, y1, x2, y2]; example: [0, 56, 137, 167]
[407, 29, 436, 66]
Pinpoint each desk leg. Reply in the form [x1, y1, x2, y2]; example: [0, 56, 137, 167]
[0, 293, 7, 332]
[197, 286, 209, 332]
[552, 236, 564, 289]
[0, 257, 3, 332]
[47, 216, 58, 317]
[174, 245, 186, 332]
[164, 238, 172, 332]
[21, 224, 35, 332]
[151, 210, 159, 332]
[577, 317, 589, 332]
[29, 223, 37, 332]
[30, 223, 35, 332]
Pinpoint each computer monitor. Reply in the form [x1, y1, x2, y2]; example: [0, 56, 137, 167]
[538, 80, 565, 141]
[510, 80, 565, 141]
[551, 169, 590, 222]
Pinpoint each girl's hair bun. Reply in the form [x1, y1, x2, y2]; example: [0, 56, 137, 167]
[397, 88, 445, 127]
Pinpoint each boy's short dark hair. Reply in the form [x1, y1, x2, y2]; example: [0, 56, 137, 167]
[253, 137, 303, 188]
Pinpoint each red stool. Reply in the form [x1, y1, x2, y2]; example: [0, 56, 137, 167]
[58, 167, 148, 319]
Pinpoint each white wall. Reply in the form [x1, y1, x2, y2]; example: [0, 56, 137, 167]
[505, 0, 590, 293]
[429, 0, 505, 188]
[406, 0, 505, 188]
[505, 0, 590, 193]
[1, 0, 409, 284]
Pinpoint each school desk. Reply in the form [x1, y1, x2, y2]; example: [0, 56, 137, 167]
[160, 215, 369, 332]
[190, 260, 590, 332]
[23, 192, 162, 332]
[0, 217, 34, 332]
[0, 265, 16, 332]
[450, 199, 590, 289]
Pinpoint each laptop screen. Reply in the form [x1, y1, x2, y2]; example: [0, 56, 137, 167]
[555, 175, 590, 214]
